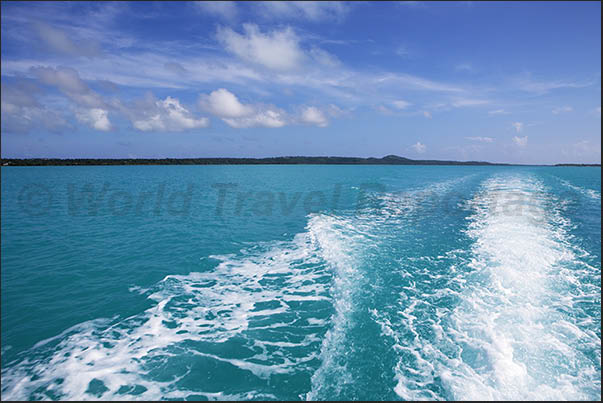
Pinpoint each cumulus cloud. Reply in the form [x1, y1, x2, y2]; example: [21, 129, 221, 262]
[217, 24, 305, 71]
[552, 105, 573, 114]
[127, 94, 209, 131]
[196, 1, 238, 21]
[34, 22, 101, 58]
[412, 141, 426, 153]
[200, 88, 286, 128]
[200, 88, 336, 128]
[200, 88, 254, 118]
[488, 109, 509, 115]
[511, 122, 523, 133]
[76, 108, 112, 131]
[465, 136, 494, 143]
[299, 106, 328, 127]
[216, 24, 338, 71]
[512, 135, 528, 147]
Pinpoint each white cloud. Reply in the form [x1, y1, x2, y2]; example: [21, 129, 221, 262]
[76, 108, 112, 131]
[196, 1, 238, 21]
[465, 136, 494, 143]
[256, 1, 349, 22]
[423, 111, 432, 119]
[200, 88, 253, 118]
[130, 95, 209, 131]
[552, 105, 573, 114]
[412, 141, 426, 154]
[216, 24, 305, 71]
[3, 41, 472, 112]
[200, 88, 286, 128]
[512, 135, 528, 147]
[392, 100, 411, 110]
[200, 89, 336, 128]
[300, 106, 328, 127]
[595, 106, 601, 117]
[488, 109, 509, 115]
[511, 122, 523, 133]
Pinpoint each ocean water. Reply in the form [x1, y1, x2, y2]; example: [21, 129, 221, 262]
[1, 165, 600, 401]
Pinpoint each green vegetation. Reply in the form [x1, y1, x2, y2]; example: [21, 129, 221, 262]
[1, 155, 599, 167]
[1, 155, 510, 166]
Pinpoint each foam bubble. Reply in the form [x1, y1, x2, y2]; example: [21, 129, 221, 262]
[387, 173, 601, 400]
[1, 215, 346, 400]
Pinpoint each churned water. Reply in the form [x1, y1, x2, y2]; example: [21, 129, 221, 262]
[1, 165, 600, 400]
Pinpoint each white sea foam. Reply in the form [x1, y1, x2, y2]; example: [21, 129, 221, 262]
[1, 214, 352, 401]
[558, 178, 601, 201]
[386, 173, 601, 400]
[307, 174, 476, 400]
[305, 214, 374, 400]
[374, 174, 476, 222]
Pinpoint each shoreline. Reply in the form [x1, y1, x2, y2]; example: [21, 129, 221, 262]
[1, 156, 600, 167]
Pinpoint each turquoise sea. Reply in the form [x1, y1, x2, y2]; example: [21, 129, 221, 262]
[1, 165, 601, 400]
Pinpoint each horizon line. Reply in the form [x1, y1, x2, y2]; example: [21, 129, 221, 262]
[1, 155, 600, 167]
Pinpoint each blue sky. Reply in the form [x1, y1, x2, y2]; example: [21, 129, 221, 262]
[1, 1, 601, 164]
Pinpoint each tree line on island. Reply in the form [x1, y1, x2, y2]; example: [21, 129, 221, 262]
[0, 155, 599, 167]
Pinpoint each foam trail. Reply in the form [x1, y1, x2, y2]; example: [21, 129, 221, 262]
[307, 174, 476, 400]
[305, 215, 374, 400]
[557, 178, 601, 200]
[1, 214, 350, 401]
[389, 173, 600, 400]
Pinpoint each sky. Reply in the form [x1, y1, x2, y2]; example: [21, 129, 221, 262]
[1, 1, 601, 164]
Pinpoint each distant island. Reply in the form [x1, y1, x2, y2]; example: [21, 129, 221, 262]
[0, 155, 599, 167]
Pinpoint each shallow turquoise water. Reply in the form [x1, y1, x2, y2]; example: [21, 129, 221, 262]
[1, 165, 600, 400]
